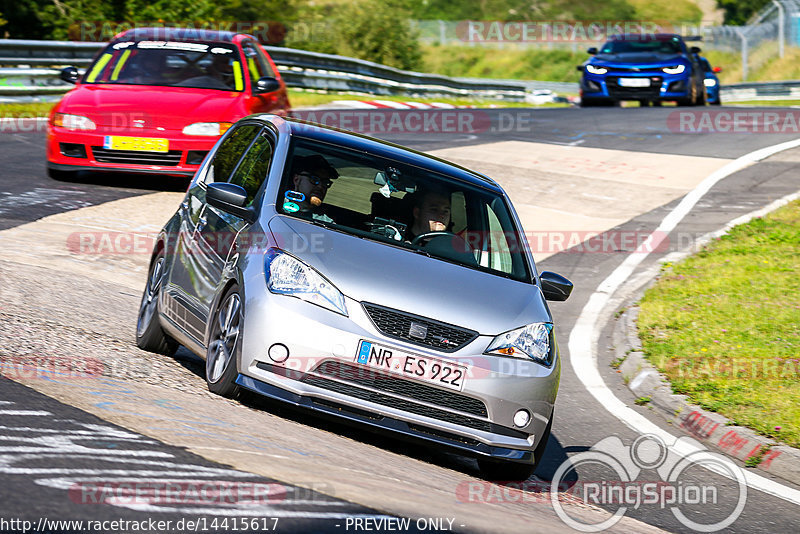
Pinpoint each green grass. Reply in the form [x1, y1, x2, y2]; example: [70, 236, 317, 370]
[421, 44, 585, 83]
[0, 102, 56, 117]
[287, 89, 558, 108]
[0, 90, 561, 118]
[725, 100, 800, 106]
[638, 200, 800, 447]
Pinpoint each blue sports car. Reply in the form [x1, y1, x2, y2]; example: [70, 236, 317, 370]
[697, 55, 722, 105]
[579, 33, 707, 107]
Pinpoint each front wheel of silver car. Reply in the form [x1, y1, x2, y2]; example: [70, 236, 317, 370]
[206, 286, 242, 398]
[136, 251, 178, 356]
[478, 412, 553, 481]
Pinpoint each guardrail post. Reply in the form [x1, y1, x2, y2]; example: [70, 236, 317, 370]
[735, 27, 750, 81]
[773, 0, 786, 58]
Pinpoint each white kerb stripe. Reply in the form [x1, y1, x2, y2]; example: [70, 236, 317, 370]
[568, 137, 800, 505]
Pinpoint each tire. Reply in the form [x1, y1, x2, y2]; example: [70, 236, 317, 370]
[711, 98, 721, 106]
[136, 252, 178, 356]
[478, 411, 553, 481]
[697, 85, 707, 106]
[676, 82, 697, 107]
[205, 285, 242, 398]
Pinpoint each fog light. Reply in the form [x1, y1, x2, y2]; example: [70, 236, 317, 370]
[59, 143, 87, 158]
[268, 343, 289, 363]
[186, 150, 208, 165]
[513, 409, 531, 428]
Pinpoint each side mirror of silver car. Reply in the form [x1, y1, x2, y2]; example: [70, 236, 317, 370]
[206, 182, 256, 223]
[540, 271, 573, 301]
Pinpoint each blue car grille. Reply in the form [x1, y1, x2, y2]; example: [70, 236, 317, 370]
[606, 77, 662, 98]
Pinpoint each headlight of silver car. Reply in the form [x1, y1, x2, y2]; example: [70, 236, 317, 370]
[264, 249, 348, 316]
[485, 323, 554, 366]
[585, 64, 608, 75]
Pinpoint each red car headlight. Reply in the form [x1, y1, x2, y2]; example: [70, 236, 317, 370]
[182, 122, 233, 136]
[53, 113, 97, 131]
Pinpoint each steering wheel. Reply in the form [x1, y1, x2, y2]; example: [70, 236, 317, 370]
[410, 231, 452, 246]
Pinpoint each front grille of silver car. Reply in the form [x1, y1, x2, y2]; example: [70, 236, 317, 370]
[91, 147, 183, 166]
[312, 360, 487, 417]
[362, 302, 478, 352]
[301, 371, 494, 433]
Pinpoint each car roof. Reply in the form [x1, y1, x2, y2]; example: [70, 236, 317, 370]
[113, 27, 242, 43]
[608, 33, 684, 42]
[262, 116, 504, 193]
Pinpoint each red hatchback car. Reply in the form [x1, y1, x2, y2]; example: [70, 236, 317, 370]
[47, 28, 291, 180]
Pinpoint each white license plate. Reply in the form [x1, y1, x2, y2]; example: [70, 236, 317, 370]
[355, 340, 466, 391]
[618, 78, 651, 88]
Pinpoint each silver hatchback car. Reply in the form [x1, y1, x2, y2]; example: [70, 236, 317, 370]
[137, 115, 573, 480]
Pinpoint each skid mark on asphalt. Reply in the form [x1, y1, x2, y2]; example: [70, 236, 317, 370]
[0, 188, 92, 215]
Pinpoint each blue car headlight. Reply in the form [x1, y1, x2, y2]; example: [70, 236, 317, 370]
[485, 323, 554, 366]
[662, 65, 686, 75]
[585, 64, 608, 75]
[264, 249, 348, 316]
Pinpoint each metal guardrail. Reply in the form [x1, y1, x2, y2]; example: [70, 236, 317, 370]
[0, 39, 527, 101]
[1, 39, 799, 103]
[721, 80, 800, 101]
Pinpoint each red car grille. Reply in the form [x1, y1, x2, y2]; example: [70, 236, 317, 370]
[91, 147, 183, 166]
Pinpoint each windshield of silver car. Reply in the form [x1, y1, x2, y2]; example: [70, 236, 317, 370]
[277, 137, 532, 283]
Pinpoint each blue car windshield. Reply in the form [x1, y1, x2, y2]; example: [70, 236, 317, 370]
[601, 39, 682, 55]
[277, 136, 532, 283]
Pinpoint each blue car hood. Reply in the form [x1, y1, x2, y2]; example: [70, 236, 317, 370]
[268, 215, 550, 335]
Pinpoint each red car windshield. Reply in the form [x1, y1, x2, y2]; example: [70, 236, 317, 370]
[83, 40, 244, 91]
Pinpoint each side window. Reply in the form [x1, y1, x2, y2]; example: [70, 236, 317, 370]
[242, 41, 275, 85]
[206, 124, 261, 183]
[485, 204, 513, 274]
[228, 131, 275, 206]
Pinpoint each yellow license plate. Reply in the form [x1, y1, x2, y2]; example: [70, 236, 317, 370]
[103, 136, 169, 153]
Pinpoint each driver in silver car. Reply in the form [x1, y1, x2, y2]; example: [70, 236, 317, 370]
[290, 154, 339, 223]
[406, 188, 452, 242]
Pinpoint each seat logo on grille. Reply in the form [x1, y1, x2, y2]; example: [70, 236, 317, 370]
[409, 322, 428, 340]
